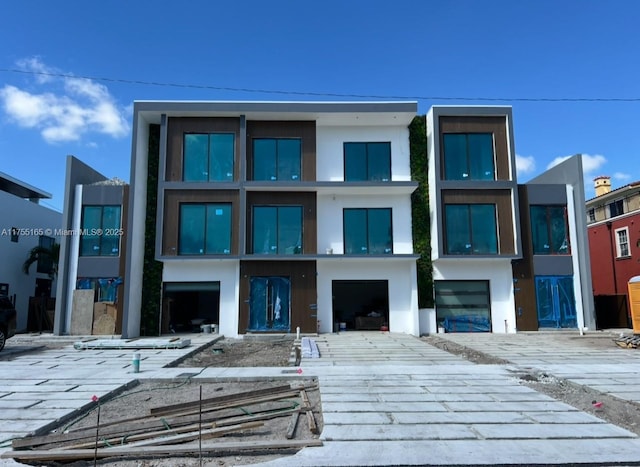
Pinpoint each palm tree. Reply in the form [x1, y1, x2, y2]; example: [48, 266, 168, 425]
[22, 243, 60, 280]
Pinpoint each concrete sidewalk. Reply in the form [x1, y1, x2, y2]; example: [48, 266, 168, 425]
[248, 332, 640, 467]
[2, 331, 640, 466]
[0, 332, 220, 463]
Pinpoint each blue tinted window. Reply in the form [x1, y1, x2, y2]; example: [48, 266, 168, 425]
[443, 133, 494, 180]
[184, 133, 234, 182]
[445, 204, 497, 255]
[530, 205, 569, 255]
[252, 206, 302, 254]
[179, 203, 232, 255]
[253, 138, 301, 181]
[80, 205, 122, 257]
[344, 142, 391, 181]
[344, 208, 392, 255]
[184, 134, 209, 181]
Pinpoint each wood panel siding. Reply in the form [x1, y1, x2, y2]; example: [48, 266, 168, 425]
[166, 117, 241, 181]
[441, 189, 515, 255]
[238, 261, 317, 333]
[162, 190, 240, 256]
[246, 191, 317, 255]
[246, 121, 316, 181]
[512, 185, 538, 331]
[439, 116, 510, 180]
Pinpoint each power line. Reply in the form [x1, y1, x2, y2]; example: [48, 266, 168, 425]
[2, 67, 640, 103]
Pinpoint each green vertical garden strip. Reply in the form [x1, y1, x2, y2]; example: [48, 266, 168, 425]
[409, 115, 433, 308]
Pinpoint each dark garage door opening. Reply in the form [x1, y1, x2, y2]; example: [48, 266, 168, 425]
[332, 280, 389, 331]
[162, 282, 220, 333]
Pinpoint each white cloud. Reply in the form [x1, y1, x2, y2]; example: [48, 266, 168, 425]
[515, 154, 536, 176]
[613, 172, 631, 181]
[0, 57, 129, 143]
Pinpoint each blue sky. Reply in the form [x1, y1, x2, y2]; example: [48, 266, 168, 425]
[1, 0, 639, 212]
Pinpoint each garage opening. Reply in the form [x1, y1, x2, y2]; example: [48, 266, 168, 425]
[162, 282, 220, 333]
[332, 280, 388, 331]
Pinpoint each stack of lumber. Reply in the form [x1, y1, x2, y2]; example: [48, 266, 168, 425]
[614, 335, 640, 348]
[3, 383, 321, 463]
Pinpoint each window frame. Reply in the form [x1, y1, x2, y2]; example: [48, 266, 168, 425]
[529, 205, 571, 255]
[443, 203, 498, 255]
[37, 235, 55, 274]
[183, 132, 235, 182]
[442, 133, 496, 181]
[178, 202, 232, 255]
[343, 142, 392, 182]
[615, 226, 630, 258]
[608, 199, 624, 218]
[80, 205, 122, 257]
[587, 208, 596, 223]
[251, 205, 303, 255]
[251, 138, 302, 181]
[343, 208, 393, 255]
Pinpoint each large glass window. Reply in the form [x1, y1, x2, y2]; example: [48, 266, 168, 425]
[443, 133, 495, 180]
[179, 203, 232, 255]
[344, 142, 391, 181]
[344, 208, 393, 255]
[615, 227, 630, 257]
[252, 138, 301, 181]
[252, 206, 302, 254]
[81, 206, 122, 256]
[444, 204, 497, 255]
[530, 206, 570, 255]
[184, 133, 234, 181]
[37, 235, 55, 274]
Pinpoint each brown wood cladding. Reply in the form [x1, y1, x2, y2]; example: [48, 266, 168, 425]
[166, 117, 241, 181]
[441, 189, 515, 255]
[246, 192, 317, 254]
[246, 121, 316, 181]
[512, 185, 538, 331]
[439, 116, 510, 180]
[162, 190, 240, 256]
[115, 185, 129, 333]
[238, 261, 317, 333]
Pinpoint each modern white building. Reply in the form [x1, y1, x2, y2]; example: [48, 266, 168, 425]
[0, 172, 62, 331]
[426, 106, 594, 333]
[122, 101, 420, 338]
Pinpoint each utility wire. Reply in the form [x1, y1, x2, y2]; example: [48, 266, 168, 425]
[2, 67, 640, 103]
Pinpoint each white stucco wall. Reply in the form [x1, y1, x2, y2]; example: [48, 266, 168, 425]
[316, 259, 419, 335]
[432, 259, 516, 333]
[316, 193, 413, 255]
[162, 260, 240, 337]
[0, 191, 62, 331]
[315, 125, 411, 182]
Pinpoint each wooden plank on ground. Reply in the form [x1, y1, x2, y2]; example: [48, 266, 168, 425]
[149, 384, 294, 415]
[3, 439, 324, 462]
[286, 411, 300, 439]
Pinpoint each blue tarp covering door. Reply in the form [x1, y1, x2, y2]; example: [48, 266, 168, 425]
[535, 275, 577, 328]
[248, 276, 291, 331]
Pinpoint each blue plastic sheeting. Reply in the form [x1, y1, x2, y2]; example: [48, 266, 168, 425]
[442, 316, 491, 332]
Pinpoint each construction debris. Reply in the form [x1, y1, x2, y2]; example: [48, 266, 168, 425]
[4, 381, 321, 464]
[301, 336, 320, 358]
[613, 335, 640, 349]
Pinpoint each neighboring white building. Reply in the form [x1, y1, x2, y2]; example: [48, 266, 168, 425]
[0, 172, 62, 331]
[122, 101, 420, 338]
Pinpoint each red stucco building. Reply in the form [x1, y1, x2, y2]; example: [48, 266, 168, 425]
[586, 176, 640, 327]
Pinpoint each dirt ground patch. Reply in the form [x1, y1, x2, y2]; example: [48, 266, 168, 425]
[17, 337, 319, 467]
[422, 334, 640, 436]
[174, 336, 295, 368]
